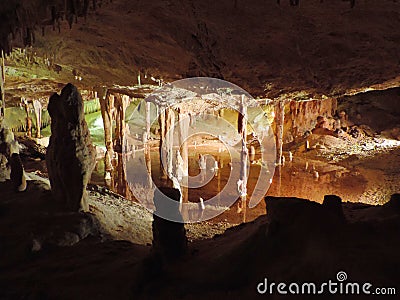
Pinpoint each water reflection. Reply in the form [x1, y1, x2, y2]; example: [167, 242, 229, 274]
[91, 143, 370, 224]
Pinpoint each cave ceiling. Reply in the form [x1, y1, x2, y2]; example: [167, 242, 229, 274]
[1, 0, 400, 102]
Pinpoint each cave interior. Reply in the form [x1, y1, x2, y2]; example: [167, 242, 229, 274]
[0, 0, 400, 299]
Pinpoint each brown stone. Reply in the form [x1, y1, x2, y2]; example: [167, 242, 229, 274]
[265, 196, 346, 240]
[385, 194, 400, 213]
[46, 83, 96, 212]
[323, 194, 345, 222]
[152, 187, 187, 262]
[9, 153, 26, 192]
[0, 127, 26, 192]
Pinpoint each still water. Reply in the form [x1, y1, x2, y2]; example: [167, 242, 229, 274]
[91, 143, 370, 224]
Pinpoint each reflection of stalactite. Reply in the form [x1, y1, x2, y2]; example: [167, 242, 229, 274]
[114, 154, 126, 197]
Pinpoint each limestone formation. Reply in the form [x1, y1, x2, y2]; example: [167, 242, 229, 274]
[32, 99, 42, 138]
[265, 195, 347, 240]
[9, 153, 26, 192]
[312, 115, 337, 137]
[46, 83, 96, 212]
[0, 126, 27, 191]
[323, 194, 345, 222]
[152, 187, 187, 262]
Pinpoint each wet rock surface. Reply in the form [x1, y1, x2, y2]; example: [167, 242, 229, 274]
[46, 83, 96, 212]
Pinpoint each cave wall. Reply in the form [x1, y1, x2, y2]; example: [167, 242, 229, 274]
[283, 98, 337, 144]
[281, 88, 400, 144]
[338, 87, 400, 132]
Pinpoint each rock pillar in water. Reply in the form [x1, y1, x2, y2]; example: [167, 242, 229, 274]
[165, 108, 175, 177]
[158, 107, 167, 178]
[145, 101, 151, 143]
[114, 93, 130, 152]
[275, 100, 284, 164]
[46, 83, 96, 212]
[178, 109, 189, 178]
[100, 91, 114, 172]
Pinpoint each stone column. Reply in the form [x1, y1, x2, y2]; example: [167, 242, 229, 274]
[237, 95, 248, 217]
[114, 94, 122, 152]
[275, 100, 285, 165]
[0, 51, 5, 123]
[22, 98, 31, 137]
[100, 91, 114, 172]
[32, 99, 42, 138]
[158, 107, 167, 178]
[145, 101, 151, 143]
[121, 95, 130, 153]
[165, 108, 175, 177]
[178, 109, 189, 178]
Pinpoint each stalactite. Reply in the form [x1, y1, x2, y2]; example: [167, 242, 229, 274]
[0, 0, 106, 53]
[285, 98, 337, 142]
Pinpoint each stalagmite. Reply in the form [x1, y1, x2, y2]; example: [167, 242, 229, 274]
[32, 99, 42, 138]
[46, 83, 96, 212]
[22, 98, 32, 137]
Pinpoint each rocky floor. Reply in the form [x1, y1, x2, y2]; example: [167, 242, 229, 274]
[0, 176, 399, 299]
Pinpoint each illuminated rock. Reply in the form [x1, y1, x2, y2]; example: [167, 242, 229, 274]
[46, 83, 96, 212]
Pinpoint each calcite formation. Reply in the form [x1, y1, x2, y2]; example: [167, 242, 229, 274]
[46, 83, 96, 211]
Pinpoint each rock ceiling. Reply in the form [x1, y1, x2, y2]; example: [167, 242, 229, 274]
[1, 0, 400, 101]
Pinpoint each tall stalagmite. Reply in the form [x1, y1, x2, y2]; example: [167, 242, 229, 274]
[46, 83, 96, 211]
